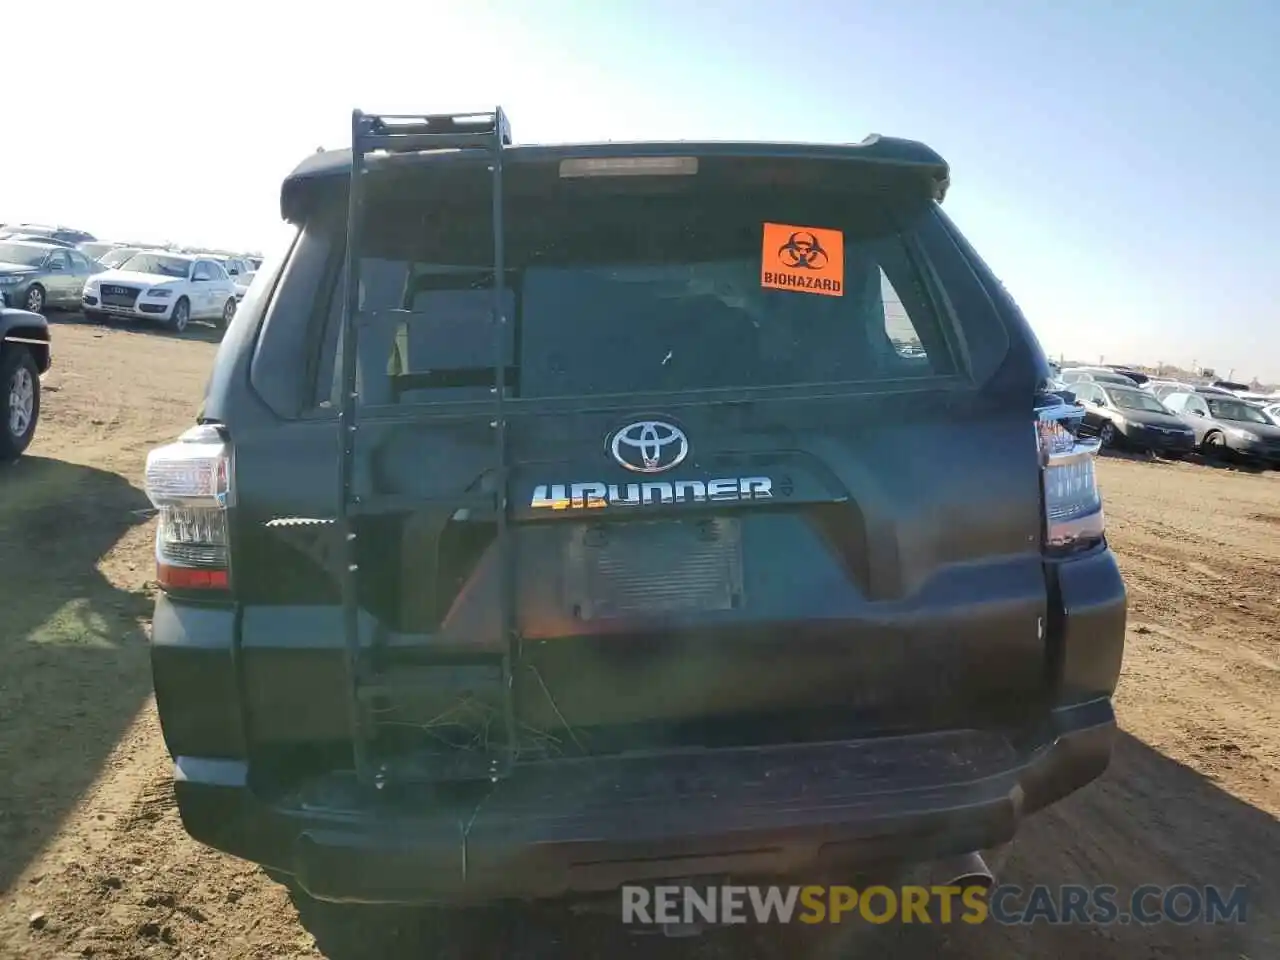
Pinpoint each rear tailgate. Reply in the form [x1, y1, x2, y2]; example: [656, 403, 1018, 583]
[230, 146, 1046, 771]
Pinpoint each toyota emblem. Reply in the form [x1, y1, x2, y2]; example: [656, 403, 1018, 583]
[610, 420, 689, 474]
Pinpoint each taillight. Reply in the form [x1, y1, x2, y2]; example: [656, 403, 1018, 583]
[1037, 401, 1104, 553]
[144, 423, 233, 592]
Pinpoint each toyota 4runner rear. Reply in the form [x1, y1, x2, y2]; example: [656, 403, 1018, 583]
[144, 108, 1125, 905]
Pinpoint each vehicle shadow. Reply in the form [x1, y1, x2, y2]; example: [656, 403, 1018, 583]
[912, 731, 1277, 958]
[1098, 448, 1175, 465]
[170, 323, 225, 345]
[286, 731, 1278, 959]
[1098, 447, 1272, 475]
[0, 455, 155, 894]
[50, 310, 224, 344]
[1180, 452, 1271, 475]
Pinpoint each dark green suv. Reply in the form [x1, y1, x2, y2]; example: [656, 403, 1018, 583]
[142, 108, 1125, 908]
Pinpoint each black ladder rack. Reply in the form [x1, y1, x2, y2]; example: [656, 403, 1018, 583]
[337, 106, 515, 787]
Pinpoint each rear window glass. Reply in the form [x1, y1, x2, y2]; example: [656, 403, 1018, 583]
[314, 184, 957, 407]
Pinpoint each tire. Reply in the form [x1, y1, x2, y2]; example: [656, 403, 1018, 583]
[83, 309, 108, 324]
[23, 284, 45, 314]
[0, 346, 40, 461]
[1098, 421, 1117, 448]
[217, 297, 236, 330]
[1201, 431, 1225, 458]
[169, 296, 191, 334]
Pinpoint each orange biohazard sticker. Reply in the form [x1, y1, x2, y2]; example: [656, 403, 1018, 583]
[760, 222, 844, 297]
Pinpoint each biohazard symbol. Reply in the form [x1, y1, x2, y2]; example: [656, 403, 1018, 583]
[760, 222, 844, 297]
[777, 231, 829, 270]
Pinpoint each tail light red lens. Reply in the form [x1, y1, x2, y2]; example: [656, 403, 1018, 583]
[144, 424, 233, 592]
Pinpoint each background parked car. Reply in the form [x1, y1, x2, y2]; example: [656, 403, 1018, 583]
[1072, 381, 1196, 456]
[5, 234, 79, 248]
[1212, 379, 1251, 393]
[77, 241, 126, 262]
[97, 246, 148, 269]
[1163, 391, 1280, 466]
[0, 303, 49, 459]
[1059, 366, 1140, 389]
[1148, 379, 1197, 400]
[82, 251, 239, 332]
[0, 239, 103, 313]
[0, 223, 96, 245]
[1106, 366, 1149, 386]
[208, 255, 256, 300]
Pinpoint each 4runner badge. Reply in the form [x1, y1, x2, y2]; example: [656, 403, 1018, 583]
[531, 477, 774, 511]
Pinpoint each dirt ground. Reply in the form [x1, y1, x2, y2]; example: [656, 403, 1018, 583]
[0, 319, 1276, 959]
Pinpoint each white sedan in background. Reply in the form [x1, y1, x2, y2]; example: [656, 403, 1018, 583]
[82, 251, 238, 333]
[209, 255, 257, 301]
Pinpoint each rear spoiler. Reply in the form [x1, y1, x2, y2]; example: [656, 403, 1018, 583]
[281, 132, 951, 224]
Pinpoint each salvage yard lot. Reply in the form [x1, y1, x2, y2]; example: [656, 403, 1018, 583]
[0, 320, 1276, 959]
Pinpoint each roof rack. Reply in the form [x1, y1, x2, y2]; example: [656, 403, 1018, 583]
[335, 107, 516, 788]
[356, 110, 512, 154]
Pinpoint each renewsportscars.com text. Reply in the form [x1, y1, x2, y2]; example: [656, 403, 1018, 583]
[621, 884, 1249, 927]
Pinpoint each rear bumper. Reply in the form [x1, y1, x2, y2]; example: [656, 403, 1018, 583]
[155, 535, 1126, 905]
[1121, 426, 1195, 453]
[1230, 439, 1280, 463]
[172, 698, 1115, 905]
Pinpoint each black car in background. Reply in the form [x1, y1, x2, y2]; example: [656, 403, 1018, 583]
[0, 303, 50, 459]
[1107, 367, 1149, 386]
[1072, 381, 1196, 456]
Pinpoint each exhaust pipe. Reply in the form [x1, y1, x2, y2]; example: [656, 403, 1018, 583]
[927, 851, 995, 890]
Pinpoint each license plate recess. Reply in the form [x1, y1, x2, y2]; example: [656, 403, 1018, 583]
[564, 517, 744, 621]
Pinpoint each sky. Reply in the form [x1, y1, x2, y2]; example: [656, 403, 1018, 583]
[4, 0, 1278, 381]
